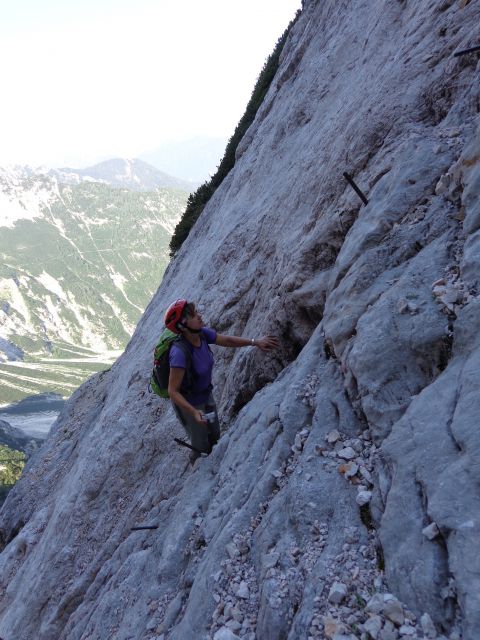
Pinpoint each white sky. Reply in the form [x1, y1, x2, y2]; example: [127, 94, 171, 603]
[0, 0, 301, 168]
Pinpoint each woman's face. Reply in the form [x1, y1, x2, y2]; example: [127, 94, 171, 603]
[184, 304, 204, 331]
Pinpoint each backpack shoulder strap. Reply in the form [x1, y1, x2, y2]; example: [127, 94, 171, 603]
[174, 337, 192, 361]
[174, 338, 195, 390]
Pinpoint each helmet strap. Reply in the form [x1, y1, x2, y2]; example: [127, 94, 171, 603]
[177, 321, 201, 335]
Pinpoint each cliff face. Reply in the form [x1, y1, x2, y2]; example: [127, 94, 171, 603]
[1, 1, 479, 639]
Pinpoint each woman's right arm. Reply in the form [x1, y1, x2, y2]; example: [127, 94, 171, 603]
[168, 367, 207, 425]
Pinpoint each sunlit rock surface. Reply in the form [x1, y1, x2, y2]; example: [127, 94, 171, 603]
[1, 1, 479, 638]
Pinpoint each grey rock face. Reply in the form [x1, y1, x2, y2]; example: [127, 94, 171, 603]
[1, 1, 480, 639]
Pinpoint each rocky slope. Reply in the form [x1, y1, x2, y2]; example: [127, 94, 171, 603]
[0, 1, 479, 639]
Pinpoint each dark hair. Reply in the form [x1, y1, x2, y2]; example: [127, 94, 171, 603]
[183, 302, 196, 318]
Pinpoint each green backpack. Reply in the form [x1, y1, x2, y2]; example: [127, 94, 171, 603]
[149, 329, 194, 398]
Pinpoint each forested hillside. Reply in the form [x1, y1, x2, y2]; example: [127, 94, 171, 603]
[0, 169, 188, 404]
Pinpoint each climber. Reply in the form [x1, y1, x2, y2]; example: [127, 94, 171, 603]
[165, 299, 279, 463]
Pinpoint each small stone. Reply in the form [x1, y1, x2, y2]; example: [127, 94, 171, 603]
[236, 581, 250, 599]
[435, 174, 451, 196]
[399, 625, 415, 636]
[366, 593, 385, 615]
[446, 128, 461, 138]
[306, 473, 313, 481]
[379, 620, 398, 640]
[264, 552, 279, 569]
[345, 462, 359, 478]
[326, 429, 342, 444]
[363, 615, 383, 639]
[213, 628, 241, 640]
[373, 576, 383, 590]
[359, 467, 373, 485]
[338, 447, 356, 460]
[324, 617, 347, 639]
[351, 439, 363, 452]
[384, 598, 405, 625]
[356, 490, 372, 506]
[146, 618, 157, 631]
[420, 612, 437, 638]
[398, 299, 409, 314]
[422, 522, 440, 540]
[404, 610, 416, 624]
[328, 581, 348, 604]
[432, 285, 447, 298]
[226, 620, 243, 633]
[345, 527, 359, 543]
[231, 606, 243, 623]
[148, 600, 158, 613]
[236, 540, 249, 555]
[271, 470, 283, 478]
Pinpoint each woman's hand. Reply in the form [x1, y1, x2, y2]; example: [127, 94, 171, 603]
[193, 409, 208, 425]
[255, 336, 280, 351]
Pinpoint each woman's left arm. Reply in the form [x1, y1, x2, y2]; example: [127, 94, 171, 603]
[215, 334, 279, 352]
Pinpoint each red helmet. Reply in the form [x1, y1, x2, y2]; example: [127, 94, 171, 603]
[164, 299, 188, 334]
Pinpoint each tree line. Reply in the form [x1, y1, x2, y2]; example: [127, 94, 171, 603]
[169, 10, 301, 256]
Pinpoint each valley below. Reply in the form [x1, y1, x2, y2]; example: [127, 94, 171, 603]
[0, 159, 189, 406]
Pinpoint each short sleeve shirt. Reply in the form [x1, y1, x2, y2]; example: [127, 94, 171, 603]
[169, 327, 217, 405]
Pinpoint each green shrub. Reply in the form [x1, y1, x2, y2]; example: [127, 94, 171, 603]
[0, 444, 25, 486]
[169, 11, 300, 256]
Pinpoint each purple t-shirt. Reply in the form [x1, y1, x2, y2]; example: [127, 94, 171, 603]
[169, 327, 217, 405]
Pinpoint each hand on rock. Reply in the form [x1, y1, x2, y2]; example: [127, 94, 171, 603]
[255, 336, 280, 351]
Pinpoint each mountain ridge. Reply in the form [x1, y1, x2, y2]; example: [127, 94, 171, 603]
[51, 157, 197, 192]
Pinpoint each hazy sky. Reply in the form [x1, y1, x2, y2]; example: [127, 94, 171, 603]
[0, 0, 301, 168]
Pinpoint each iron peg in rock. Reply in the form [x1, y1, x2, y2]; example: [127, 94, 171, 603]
[343, 172, 369, 206]
[453, 45, 480, 57]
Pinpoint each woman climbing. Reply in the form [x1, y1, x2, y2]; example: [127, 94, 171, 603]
[165, 299, 279, 463]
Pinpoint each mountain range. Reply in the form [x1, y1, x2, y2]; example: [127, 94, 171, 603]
[50, 157, 197, 192]
[0, 159, 188, 405]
